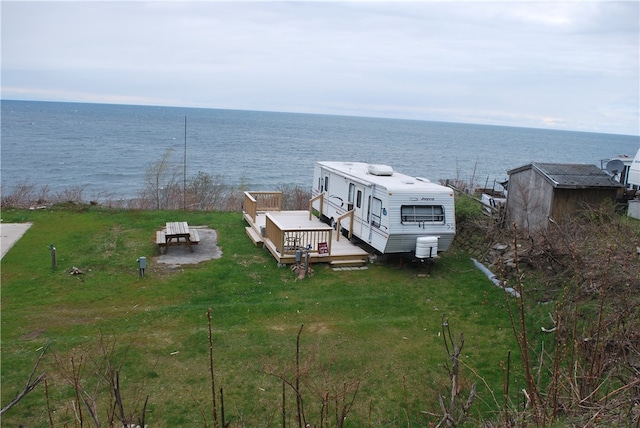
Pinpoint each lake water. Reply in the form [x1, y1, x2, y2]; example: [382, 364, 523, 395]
[1, 100, 638, 200]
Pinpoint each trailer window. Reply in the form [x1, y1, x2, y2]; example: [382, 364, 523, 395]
[371, 197, 383, 227]
[348, 183, 355, 210]
[324, 176, 329, 192]
[356, 190, 362, 208]
[401, 205, 445, 223]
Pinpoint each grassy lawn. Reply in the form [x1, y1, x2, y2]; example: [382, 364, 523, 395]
[1, 205, 526, 427]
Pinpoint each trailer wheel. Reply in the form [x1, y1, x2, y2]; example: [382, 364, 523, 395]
[330, 218, 337, 230]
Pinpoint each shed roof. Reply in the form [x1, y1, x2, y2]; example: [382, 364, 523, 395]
[508, 163, 624, 189]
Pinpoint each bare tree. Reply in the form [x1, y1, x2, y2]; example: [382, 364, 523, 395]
[143, 149, 181, 210]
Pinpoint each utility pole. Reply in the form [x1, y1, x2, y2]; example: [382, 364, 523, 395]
[183, 115, 187, 211]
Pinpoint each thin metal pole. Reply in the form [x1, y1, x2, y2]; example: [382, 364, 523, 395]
[183, 116, 187, 210]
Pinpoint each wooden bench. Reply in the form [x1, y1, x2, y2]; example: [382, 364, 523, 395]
[156, 229, 200, 248]
[156, 230, 167, 246]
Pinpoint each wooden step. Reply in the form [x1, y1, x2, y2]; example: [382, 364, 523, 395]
[329, 259, 368, 268]
[245, 226, 264, 247]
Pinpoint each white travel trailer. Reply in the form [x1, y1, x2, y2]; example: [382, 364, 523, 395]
[629, 148, 640, 188]
[311, 161, 456, 258]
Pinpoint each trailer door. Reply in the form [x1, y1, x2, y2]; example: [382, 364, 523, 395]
[317, 167, 330, 218]
[348, 183, 366, 237]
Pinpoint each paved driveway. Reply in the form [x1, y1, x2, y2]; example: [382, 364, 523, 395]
[0, 223, 33, 260]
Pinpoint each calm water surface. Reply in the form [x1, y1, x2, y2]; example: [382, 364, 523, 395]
[2, 100, 638, 200]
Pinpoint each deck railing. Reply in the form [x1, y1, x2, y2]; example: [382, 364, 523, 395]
[308, 193, 324, 220]
[265, 213, 333, 256]
[244, 191, 283, 222]
[336, 210, 354, 241]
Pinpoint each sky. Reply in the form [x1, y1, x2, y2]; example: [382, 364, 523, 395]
[1, 0, 639, 136]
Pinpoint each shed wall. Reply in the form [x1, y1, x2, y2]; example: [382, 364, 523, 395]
[506, 168, 554, 231]
[551, 188, 620, 220]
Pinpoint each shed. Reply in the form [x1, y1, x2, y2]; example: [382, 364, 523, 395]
[505, 163, 624, 231]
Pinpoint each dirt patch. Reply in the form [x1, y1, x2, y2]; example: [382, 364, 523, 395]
[155, 227, 222, 268]
[306, 323, 331, 335]
[268, 324, 331, 335]
[20, 329, 44, 340]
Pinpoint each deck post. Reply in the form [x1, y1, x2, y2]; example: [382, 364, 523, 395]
[308, 194, 324, 221]
[244, 192, 258, 222]
[335, 210, 354, 241]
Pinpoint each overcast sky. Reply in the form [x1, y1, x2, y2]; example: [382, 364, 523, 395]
[2, 0, 639, 135]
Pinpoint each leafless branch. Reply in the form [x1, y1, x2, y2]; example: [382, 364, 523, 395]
[0, 345, 49, 415]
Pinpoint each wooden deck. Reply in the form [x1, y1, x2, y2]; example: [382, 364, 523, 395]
[243, 191, 370, 266]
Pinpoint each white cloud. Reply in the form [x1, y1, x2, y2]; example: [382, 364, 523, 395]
[1, 0, 638, 135]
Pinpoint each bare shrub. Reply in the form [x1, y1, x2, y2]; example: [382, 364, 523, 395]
[140, 148, 181, 210]
[278, 184, 312, 211]
[55, 185, 88, 204]
[452, 198, 640, 426]
[130, 150, 254, 211]
[262, 325, 363, 428]
[423, 316, 476, 428]
[48, 335, 149, 427]
[1, 179, 51, 208]
[487, 206, 640, 427]
[186, 171, 228, 210]
[1, 180, 93, 209]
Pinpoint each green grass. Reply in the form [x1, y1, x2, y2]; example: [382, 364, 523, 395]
[1, 205, 523, 427]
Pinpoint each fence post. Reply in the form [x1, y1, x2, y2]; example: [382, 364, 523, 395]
[50, 244, 57, 269]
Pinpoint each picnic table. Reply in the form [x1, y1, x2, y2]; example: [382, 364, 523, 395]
[156, 221, 200, 253]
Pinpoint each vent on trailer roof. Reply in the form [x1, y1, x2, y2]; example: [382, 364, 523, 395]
[368, 164, 394, 176]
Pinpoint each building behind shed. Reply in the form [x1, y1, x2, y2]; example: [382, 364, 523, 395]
[505, 163, 624, 231]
